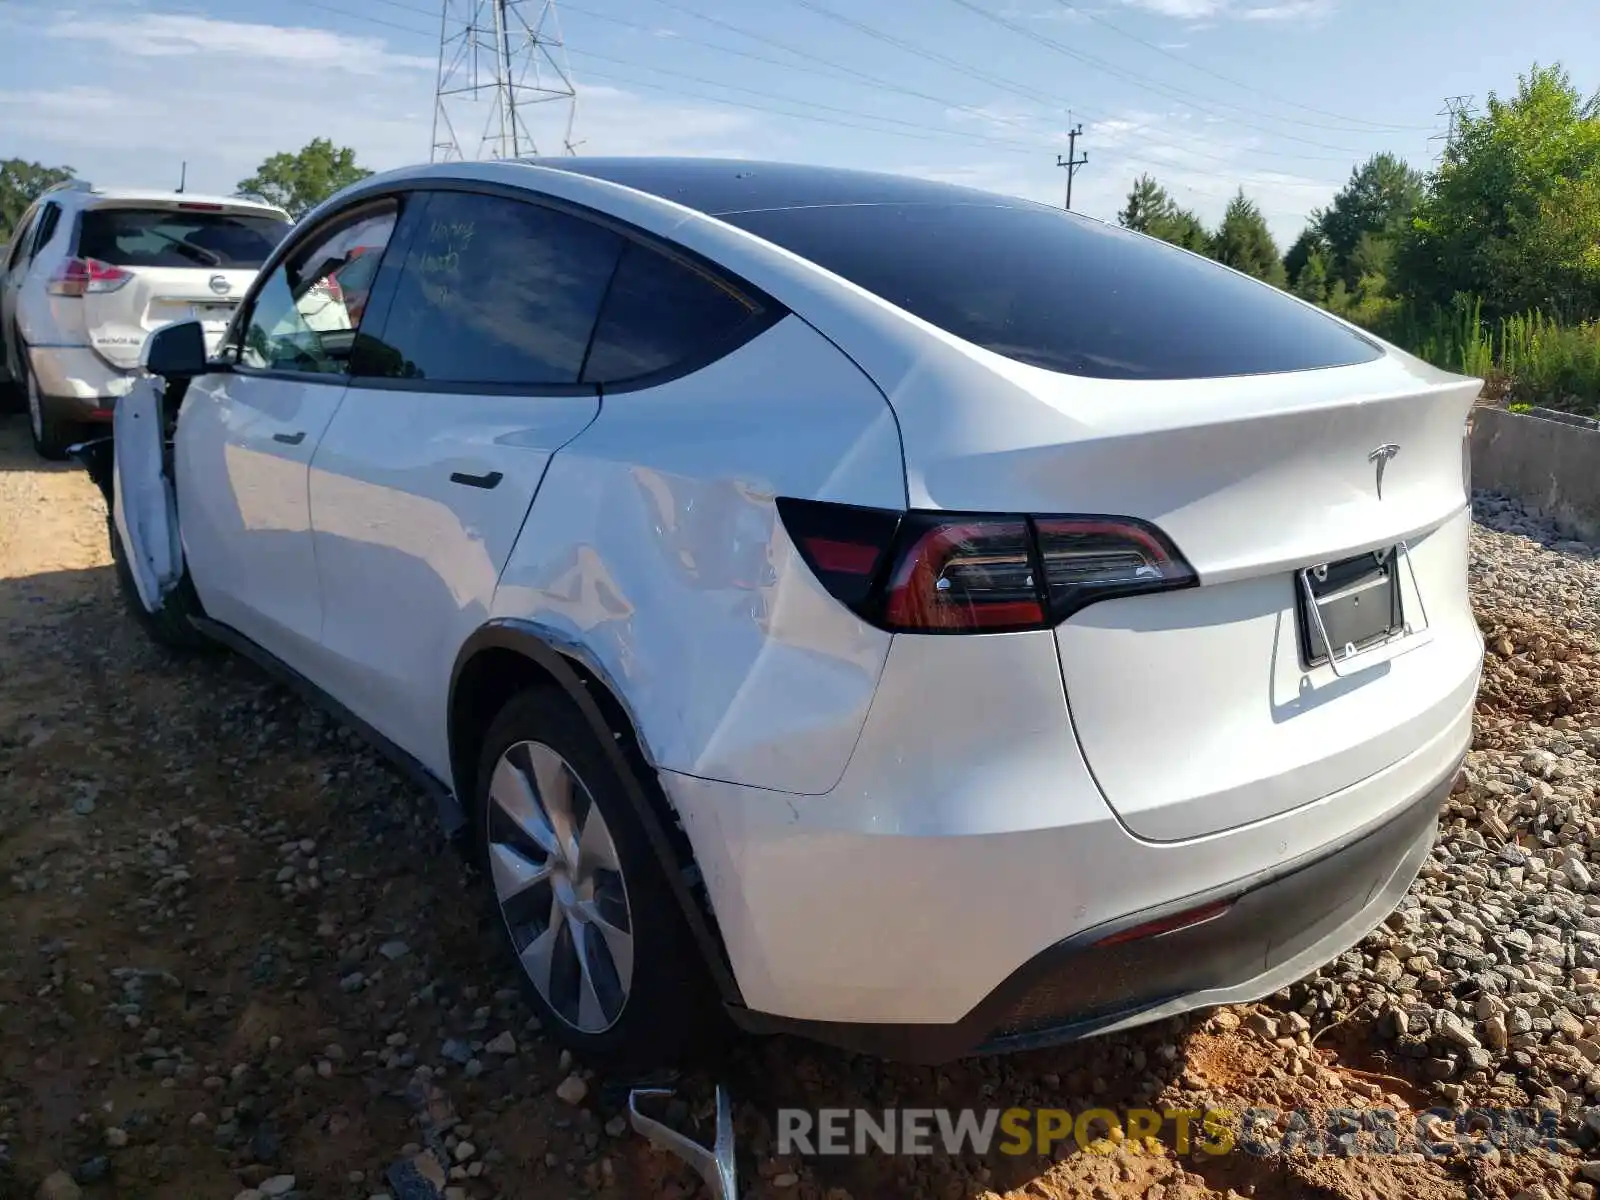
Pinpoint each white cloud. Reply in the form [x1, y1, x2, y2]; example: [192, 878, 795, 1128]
[1115, 0, 1334, 20]
[1116, 0, 1226, 17]
[44, 12, 436, 74]
[1237, 0, 1335, 20]
[4, 8, 768, 195]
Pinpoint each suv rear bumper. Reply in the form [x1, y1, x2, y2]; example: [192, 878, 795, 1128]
[662, 627, 1477, 1042]
[29, 345, 136, 414]
[727, 755, 1451, 1063]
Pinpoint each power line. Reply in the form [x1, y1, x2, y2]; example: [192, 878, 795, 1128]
[1044, 0, 1433, 133]
[578, 0, 1354, 168]
[265, 0, 1336, 215]
[570, 66, 1321, 219]
[936, 0, 1377, 155]
[566, 44, 1337, 190]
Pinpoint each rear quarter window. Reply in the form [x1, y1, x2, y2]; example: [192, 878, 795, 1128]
[721, 202, 1381, 380]
[78, 208, 290, 269]
[581, 240, 764, 385]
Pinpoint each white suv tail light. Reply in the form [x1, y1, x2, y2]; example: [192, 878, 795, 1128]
[47, 257, 133, 297]
[778, 497, 1197, 633]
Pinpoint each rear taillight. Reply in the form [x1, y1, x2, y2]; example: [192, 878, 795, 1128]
[777, 498, 1196, 634]
[47, 257, 131, 297]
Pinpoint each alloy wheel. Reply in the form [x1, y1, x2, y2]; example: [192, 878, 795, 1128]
[487, 740, 634, 1033]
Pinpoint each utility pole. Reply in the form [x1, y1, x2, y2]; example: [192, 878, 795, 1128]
[1429, 95, 1476, 164]
[432, 0, 580, 162]
[1056, 122, 1087, 211]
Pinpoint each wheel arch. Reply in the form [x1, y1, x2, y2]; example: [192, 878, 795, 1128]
[448, 618, 746, 1008]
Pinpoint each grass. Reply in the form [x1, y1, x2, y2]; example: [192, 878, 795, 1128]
[1360, 297, 1600, 417]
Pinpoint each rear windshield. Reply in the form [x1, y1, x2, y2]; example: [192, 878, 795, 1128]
[720, 202, 1381, 380]
[78, 208, 290, 270]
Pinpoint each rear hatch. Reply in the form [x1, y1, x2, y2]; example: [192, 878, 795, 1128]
[72, 201, 289, 367]
[719, 196, 1485, 843]
[1005, 357, 1484, 842]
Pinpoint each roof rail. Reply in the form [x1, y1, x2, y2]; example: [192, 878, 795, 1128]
[42, 178, 95, 197]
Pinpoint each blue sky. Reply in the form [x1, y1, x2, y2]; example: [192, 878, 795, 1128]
[1, 0, 1595, 245]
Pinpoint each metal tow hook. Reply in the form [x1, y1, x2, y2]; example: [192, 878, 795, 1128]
[628, 1084, 738, 1200]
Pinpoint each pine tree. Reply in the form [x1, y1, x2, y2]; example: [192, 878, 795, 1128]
[1212, 190, 1286, 285]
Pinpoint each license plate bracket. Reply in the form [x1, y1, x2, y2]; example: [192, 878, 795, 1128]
[1295, 546, 1405, 672]
[189, 301, 237, 326]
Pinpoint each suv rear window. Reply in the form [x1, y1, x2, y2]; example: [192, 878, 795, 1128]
[78, 208, 290, 270]
[720, 202, 1381, 380]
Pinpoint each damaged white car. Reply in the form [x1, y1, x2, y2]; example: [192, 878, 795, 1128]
[85, 157, 1483, 1068]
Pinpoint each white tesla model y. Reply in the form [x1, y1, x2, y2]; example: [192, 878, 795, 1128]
[99, 157, 1484, 1065]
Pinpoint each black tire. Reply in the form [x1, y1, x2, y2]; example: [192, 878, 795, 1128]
[1, 329, 25, 414]
[475, 685, 716, 1069]
[23, 354, 76, 460]
[107, 512, 211, 653]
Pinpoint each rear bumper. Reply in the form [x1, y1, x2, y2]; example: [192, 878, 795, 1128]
[729, 756, 1451, 1063]
[664, 625, 1477, 1041]
[28, 344, 135, 414]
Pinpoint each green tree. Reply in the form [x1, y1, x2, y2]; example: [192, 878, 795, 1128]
[1117, 175, 1211, 254]
[1118, 174, 1174, 233]
[236, 138, 372, 220]
[1397, 63, 1600, 320]
[1292, 248, 1330, 303]
[1283, 227, 1327, 288]
[1212, 190, 1285, 285]
[1316, 153, 1423, 285]
[1, 159, 76, 244]
[1149, 207, 1212, 255]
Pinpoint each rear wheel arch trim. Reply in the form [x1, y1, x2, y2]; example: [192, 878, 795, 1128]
[448, 619, 746, 1008]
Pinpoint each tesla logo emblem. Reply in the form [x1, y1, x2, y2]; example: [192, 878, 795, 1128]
[1368, 443, 1401, 499]
[208, 274, 231, 295]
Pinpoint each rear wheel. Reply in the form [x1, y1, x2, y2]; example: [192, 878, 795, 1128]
[24, 355, 76, 460]
[475, 685, 715, 1069]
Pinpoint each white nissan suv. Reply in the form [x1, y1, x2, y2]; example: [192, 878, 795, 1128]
[88, 158, 1484, 1067]
[1, 181, 290, 458]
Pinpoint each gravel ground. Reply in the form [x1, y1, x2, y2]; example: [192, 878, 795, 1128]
[1, 411, 1598, 1200]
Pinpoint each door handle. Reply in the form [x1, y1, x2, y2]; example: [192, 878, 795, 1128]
[449, 470, 503, 490]
[272, 431, 306, 445]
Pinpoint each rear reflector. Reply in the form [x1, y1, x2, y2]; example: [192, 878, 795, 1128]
[777, 497, 1196, 633]
[1092, 899, 1233, 948]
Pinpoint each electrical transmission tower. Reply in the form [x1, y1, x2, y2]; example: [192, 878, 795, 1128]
[1429, 95, 1476, 163]
[431, 0, 580, 163]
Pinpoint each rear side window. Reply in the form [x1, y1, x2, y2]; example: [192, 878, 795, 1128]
[362, 190, 623, 387]
[77, 208, 290, 269]
[722, 202, 1381, 380]
[581, 242, 762, 385]
[32, 203, 62, 256]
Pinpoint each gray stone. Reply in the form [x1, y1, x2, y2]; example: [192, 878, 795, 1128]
[37, 1172, 82, 1200]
